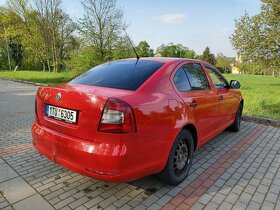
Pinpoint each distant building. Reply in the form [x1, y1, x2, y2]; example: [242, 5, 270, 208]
[231, 54, 242, 74]
[231, 64, 240, 74]
[154, 53, 161, 57]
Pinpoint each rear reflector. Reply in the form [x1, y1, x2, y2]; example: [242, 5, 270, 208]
[98, 98, 136, 133]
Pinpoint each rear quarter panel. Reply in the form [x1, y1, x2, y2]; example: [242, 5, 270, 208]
[118, 61, 197, 171]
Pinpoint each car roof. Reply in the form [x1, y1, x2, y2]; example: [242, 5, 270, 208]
[122, 57, 203, 64]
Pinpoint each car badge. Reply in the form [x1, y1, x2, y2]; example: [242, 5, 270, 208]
[56, 93, 62, 101]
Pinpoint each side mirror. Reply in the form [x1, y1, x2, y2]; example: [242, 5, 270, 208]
[229, 80, 241, 89]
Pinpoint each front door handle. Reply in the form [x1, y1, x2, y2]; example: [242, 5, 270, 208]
[190, 101, 198, 108]
[219, 95, 224, 101]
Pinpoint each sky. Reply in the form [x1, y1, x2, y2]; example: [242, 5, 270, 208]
[0, 0, 262, 57]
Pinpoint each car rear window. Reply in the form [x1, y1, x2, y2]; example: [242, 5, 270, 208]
[70, 60, 164, 90]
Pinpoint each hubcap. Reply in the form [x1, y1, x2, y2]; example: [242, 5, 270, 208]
[174, 140, 189, 176]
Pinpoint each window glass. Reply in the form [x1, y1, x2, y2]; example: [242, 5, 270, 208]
[173, 67, 191, 92]
[70, 60, 164, 90]
[206, 67, 227, 89]
[183, 64, 210, 90]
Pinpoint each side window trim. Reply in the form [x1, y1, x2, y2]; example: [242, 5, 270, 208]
[182, 66, 192, 90]
[183, 63, 211, 91]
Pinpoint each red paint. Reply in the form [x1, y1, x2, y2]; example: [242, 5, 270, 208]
[32, 58, 243, 182]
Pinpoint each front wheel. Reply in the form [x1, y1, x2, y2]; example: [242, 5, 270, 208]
[229, 102, 243, 132]
[158, 130, 194, 185]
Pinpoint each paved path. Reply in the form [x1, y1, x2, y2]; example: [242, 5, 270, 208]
[0, 79, 279, 210]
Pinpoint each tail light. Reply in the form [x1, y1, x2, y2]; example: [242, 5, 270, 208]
[98, 98, 136, 133]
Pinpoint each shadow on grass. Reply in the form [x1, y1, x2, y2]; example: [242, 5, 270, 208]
[269, 83, 280, 87]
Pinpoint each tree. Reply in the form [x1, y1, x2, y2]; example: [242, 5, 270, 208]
[230, 0, 280, 76]
[9, 43, 23, 69]
[0, 0, 78, 72]
[237, 62, 267, 75]
[216, 54, 233, 73]
[33, 0, 77, 72]
[112, 36, 134, 60]
[135, 41, 153, 57]
[156, 43, 196, 58]
[5, 0, 47, 70]
[184, 49, 196, 59]
[0, 5, 28, 70]
[66, 45, 101, 74]
[0, 9, 16, 70]
[200, 47, 216, 65]
[34, 0, 63, 72]
[80, 0, 125, 62]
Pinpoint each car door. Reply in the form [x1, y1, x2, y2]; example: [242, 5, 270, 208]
[204, 65, 238, 129]
[172, 62, 221, 143]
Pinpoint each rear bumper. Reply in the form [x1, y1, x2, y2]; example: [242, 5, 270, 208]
[32, 123, 159, 182]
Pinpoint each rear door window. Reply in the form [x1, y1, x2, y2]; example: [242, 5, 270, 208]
[204, 65, 229, 89]
[70, 60, 164, 90]
[183, 64, 210, 91]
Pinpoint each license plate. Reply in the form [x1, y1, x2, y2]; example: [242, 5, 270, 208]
[46, 105, 77, 124]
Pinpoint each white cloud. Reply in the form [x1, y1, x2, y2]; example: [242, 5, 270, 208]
[222, 28, 231, 33]
[154, 13, 187, 24]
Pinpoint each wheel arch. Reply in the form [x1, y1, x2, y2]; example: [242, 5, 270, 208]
[240, 99, 244, 107]
[182, 123, 198, 151]
[237, 98, 244, 114]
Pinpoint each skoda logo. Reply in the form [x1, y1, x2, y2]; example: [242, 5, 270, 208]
[56, 93, 62, 101]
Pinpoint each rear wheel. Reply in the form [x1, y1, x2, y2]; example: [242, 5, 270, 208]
[229, 103, 243, 132]
[158, 130, 194, 185]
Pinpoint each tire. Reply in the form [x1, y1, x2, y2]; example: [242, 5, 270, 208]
[229, 102, 243, 132]
[158, 130, 194, 185]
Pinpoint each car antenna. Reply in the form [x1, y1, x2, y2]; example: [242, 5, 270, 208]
[123, 28, 140, 61]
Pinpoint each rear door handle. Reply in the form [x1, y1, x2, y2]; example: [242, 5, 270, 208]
[219, 95, 224, 101]
[190, 101, 198, 108]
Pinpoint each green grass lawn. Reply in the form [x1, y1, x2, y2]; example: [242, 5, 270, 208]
[0, 70, 279, 120]
[0, 70, 74, 85]
[224, 74, 280, 120]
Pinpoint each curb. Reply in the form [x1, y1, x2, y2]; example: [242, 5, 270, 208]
[0, 78, 49, 86]
[242, 115, 280, 127]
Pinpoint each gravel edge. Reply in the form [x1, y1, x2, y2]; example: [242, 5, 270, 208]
[0, 77, 49, 86]
[242, 115, 280, 127]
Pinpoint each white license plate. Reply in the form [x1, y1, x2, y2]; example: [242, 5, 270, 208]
[46, 105, 77, 124]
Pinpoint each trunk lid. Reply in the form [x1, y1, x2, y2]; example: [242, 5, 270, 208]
[36, 83, 133, 141]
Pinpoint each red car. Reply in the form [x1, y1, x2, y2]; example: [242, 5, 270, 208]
[32, 58, 243, 185]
